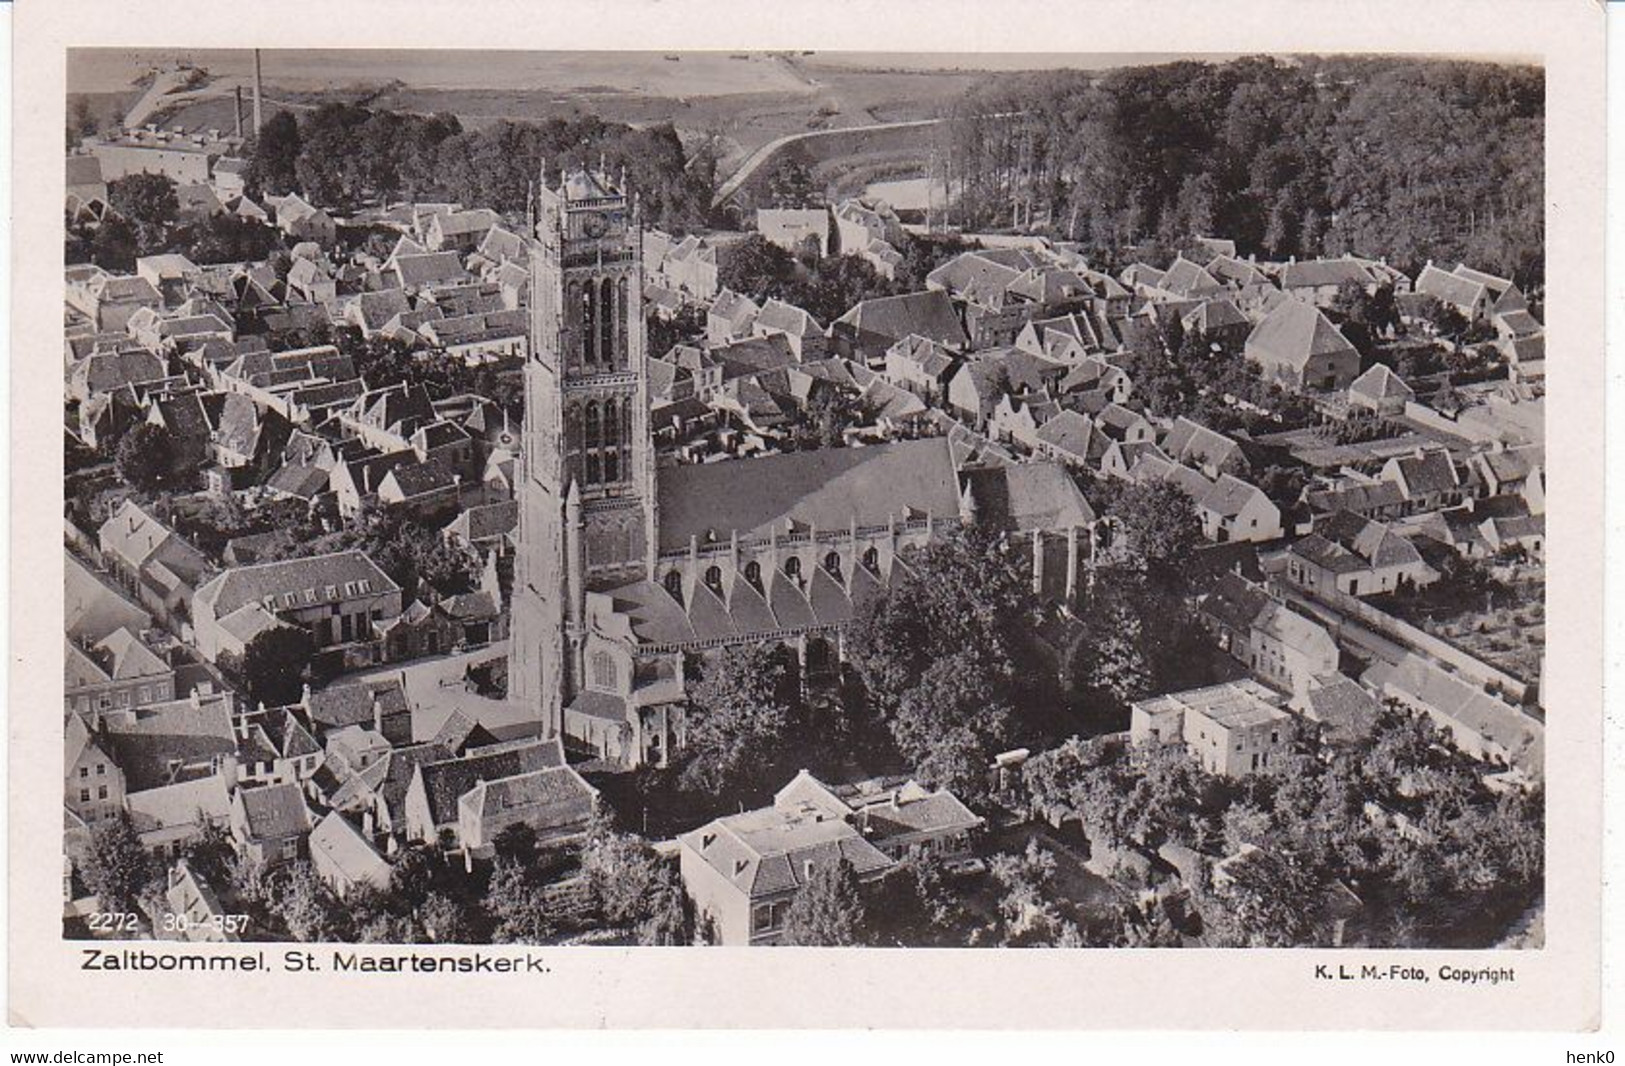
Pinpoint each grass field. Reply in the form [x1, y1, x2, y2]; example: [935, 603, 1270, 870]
[69, 50, 989, 176]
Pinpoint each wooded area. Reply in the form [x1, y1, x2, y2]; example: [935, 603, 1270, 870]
[938, 56, 1543, 285]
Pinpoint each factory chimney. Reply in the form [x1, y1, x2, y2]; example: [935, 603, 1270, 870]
[252, 49, 264, 137]
[234, 85, 244, 140]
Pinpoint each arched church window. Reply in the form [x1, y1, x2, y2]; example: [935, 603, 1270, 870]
[599, 277, 616, 368]
[784, 556, 802, 581]
[621, 400, 634, 484]
[823, 551, 842, 579]
[602, 398, 620, 483]
[590, 651, 617, 692]
[578, 280, 596, 367]
[583, 402, 602, 484]
[704, 565, 724, 596]
[744, 560, 762, 588]
[616, 277, 631, 365]
[663, 569, 684, 604]
[564, 402, 583, 474]
[863, 546, 879, 571]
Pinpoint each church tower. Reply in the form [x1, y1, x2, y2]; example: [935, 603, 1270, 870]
[509, 166, 656, 739]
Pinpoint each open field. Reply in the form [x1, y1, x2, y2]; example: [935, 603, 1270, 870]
[67, 50, 1008, 172]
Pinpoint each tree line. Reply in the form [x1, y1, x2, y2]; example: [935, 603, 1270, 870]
[248, 104, 716, 233]
[938, 55, 1544, 286]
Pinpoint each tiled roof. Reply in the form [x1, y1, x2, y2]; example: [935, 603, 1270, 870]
[834, 290, 969, 350]
[857, 787, 981, 843]
[680, 804, 894, 900]
[1362, 655, 1542, 769]
[126, 775, 231, 836]
[384, 458, 458, 499]
[196, 551, 398, 619]
[963, 461, 1095, 532]
[1306, 479, 1407, 514]
[415, 738, 568, 828]
[1390, 449, 1459, 497]
[1300, 676, 1383, 745]
[1415, 263, 1487, 309]
[452, 499, 518, 543]
[1033, 409, 1096, 459]
[655, 437, 960, 552]
[1163, 416, 1244, 471]
[458, 766, 598, 836]
[306, 678, 412, 733]
[394, 252, 471, 289]
[1281, 258, 1374, 290]
[1245, 297, 1357, 372]
[1200, 572, 1274, 633]
[102, 695, 238, 792]
[1159, 255, 1224, 296]
[1201, 473, 1269, 519]
[238, 781, 312, 840]
[309, 810, 391, 885]
[1349, 363, 1415, 402]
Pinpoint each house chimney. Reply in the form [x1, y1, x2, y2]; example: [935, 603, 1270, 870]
[372, 696, 384, 736]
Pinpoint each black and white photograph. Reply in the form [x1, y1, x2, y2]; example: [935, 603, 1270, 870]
[10, 0, 1611, 1039]
[54, 42, 1554, 955]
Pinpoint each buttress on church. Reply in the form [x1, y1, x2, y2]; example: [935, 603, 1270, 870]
[509, 169, 1098, 769]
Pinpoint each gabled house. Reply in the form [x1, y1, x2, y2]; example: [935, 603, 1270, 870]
[310, 810, 393, 899]
[1415, 262, 1494, 321]
[401, 737, 571, 846]
[1282, 510, 1437, 597]
[190, 550, 403, 663]
[1198, 474, 1283, 544]
[126, 774, 232, 858]
[230, 781, 314, 868]
[1244, 298, 1360, 392]
[1161, 416, 1249, 479]
[1380, 447, 1465, 514]
[1347, 363, 1415, 417]
[65, 627, 176, 716]
[831, 289, 969, 365]
[97, 500, 212, 629]
[706, 289, 761, 345]
[65, 714, 126, 828]
[1199, 573, 1338, 697]
[99, 692, 240, 794]
[1362, 654, 1542, 775]
[753, 299, 826, 361]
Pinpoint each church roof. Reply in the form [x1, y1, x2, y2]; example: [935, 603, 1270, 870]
[655, 438, 960, 553]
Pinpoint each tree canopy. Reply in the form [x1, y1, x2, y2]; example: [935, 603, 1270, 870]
[939, 56, 1543, 287]
[680, 642, 802, 798]
[780, 858, 867, 946]
[239, 626, 314, 707]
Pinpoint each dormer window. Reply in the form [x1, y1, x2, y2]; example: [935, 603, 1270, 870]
[784, 557, 802, 582]
[703, 565, 723, 597]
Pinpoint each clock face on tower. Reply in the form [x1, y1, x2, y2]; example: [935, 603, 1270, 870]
[581, 211, 610, 238]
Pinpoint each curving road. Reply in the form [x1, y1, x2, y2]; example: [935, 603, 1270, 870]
[710, 116, 943, 208]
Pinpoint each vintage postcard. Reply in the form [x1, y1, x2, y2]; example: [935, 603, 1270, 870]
[8, 0, 1606, 1031]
